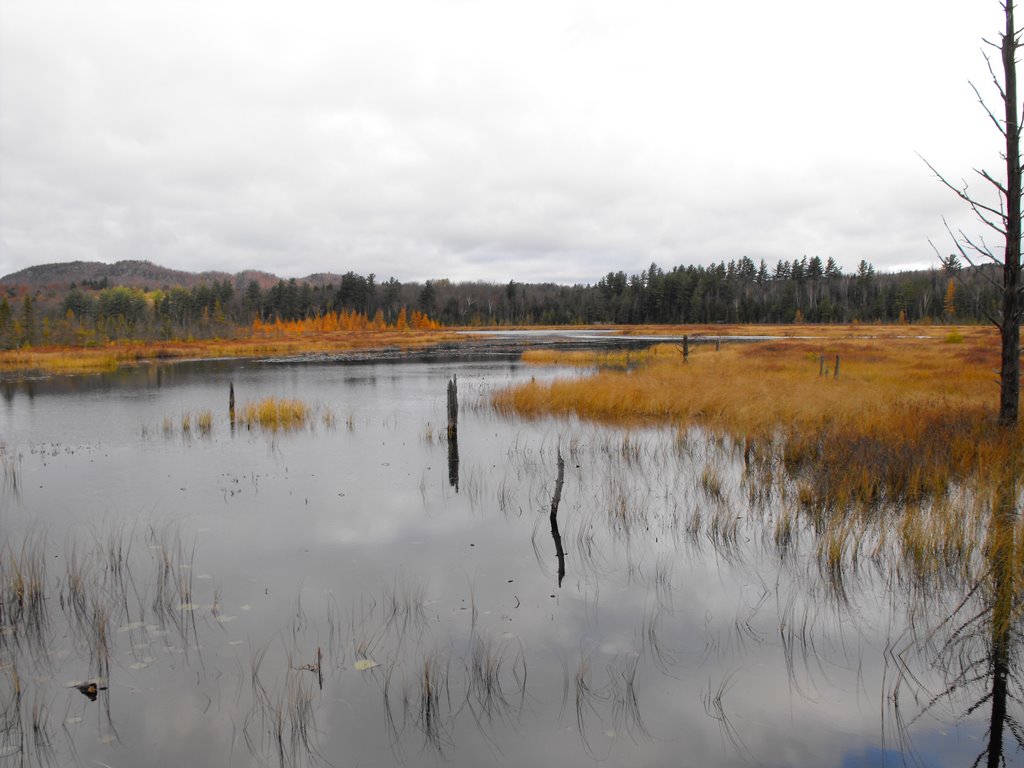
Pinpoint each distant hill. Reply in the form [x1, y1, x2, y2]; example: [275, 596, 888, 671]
[0, 260, 317, 291]
[232, 269, 288, 291]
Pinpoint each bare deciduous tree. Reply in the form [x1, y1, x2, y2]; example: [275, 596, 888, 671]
[924, 1, 1023, 426]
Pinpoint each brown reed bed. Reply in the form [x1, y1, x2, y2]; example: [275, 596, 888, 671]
[0, 328, 460, 376]
[497, 327, 1018, 509]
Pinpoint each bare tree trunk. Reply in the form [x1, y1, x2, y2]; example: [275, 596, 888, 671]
[999, 0, 1022, 426]
[928, 2, 1023, 425]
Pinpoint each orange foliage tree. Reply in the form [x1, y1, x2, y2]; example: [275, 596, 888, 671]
[251, 307, 440, 337]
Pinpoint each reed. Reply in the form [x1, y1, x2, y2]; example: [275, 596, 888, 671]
[699, 463, 724, 501]
[496, 330, 1018, 508]
[521, 348, 649, 370]
[321, 407, 336, 429]
[62, 541, 91, 634]
[86, 597, 111, 680]
[418, 652, 447, 752]
[468, 634, 506, 718]
[571, 653, 649, 755]
[238, 398, 311, 432]
[243, 644, 322, 768]
[0, 328, 459, 376]
[0, 442, 19, 497]
[0, 348, 122, 375]
[1, 533, 48, 643]
[0, 663, 23, 759]
[196, 409, 213, 436]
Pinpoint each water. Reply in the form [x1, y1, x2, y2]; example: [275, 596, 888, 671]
[0, 356, 1015, 766]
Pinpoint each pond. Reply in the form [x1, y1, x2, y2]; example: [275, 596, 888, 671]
[0, 353, 1017, 767]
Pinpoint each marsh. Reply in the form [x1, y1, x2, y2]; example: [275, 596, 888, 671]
[0, 351, 1017, 767]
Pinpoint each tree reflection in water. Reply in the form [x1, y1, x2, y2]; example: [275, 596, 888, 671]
[922, 467, 1021, 768]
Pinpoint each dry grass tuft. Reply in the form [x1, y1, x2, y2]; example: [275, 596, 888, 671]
[239, 398, 311, 432]
[196, 409, 213, 436]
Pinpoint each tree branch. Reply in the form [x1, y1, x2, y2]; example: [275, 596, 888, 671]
[977, 167, 1010, 195]
[935, 220, 1005, 294]
[919, 154, 1011, 225]
[961, 229, 1005, 262]
[971, 78, 1009, 136]
[983, 51, 1010, 103]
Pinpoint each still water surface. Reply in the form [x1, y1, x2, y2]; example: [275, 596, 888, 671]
[0, 356, 1014, 766]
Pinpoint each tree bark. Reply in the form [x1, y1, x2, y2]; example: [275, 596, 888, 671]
[1000, 0, 1022, 427]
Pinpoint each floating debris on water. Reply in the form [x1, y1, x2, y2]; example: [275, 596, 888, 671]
[67, 680, 108, 701]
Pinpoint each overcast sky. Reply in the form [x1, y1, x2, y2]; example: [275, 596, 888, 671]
[0, 0, 1013, 284]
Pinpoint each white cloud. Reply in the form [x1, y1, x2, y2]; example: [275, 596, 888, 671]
[0, 0, 1009, 283]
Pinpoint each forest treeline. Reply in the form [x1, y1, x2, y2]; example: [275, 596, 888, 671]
[0, 255, 995, 347]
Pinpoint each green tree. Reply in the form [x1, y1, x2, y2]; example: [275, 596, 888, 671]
[20, 295, 36, 345]
[97, 287, 148, 327]
[242, 281, 263, 320]
[61, 288, 95, 319]
[0, 299, 11, 347]
[419, 280, 437, 313]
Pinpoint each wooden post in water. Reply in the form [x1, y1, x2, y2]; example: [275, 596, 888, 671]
[819, 354, 825, 377]
[447, 375, 458, 440]
[549, 451, 566, 588]
[229, 382, 236, 426]
[448, 427, 460, 492]
[833, 355, 840, 380]
[447, 375, 459, 490]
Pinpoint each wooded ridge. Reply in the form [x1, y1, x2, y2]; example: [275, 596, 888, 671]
[0, 255, 999, 347]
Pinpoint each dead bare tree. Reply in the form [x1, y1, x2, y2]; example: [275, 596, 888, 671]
[924, 1, 1023, 426]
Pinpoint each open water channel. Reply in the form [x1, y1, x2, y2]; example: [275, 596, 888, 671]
[0, 344, 1018, 766]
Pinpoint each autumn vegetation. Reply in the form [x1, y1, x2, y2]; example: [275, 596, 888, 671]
[237, 397, 312, 432]
[495, 324, 1017, 509]
[0, 309, 454, 375]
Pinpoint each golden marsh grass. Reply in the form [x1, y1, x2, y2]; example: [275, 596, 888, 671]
[497, 326, 1017, 508]
[0, 328, 460, 376]
[238, 398, 311, 432]
[196, 409, 213, 435]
